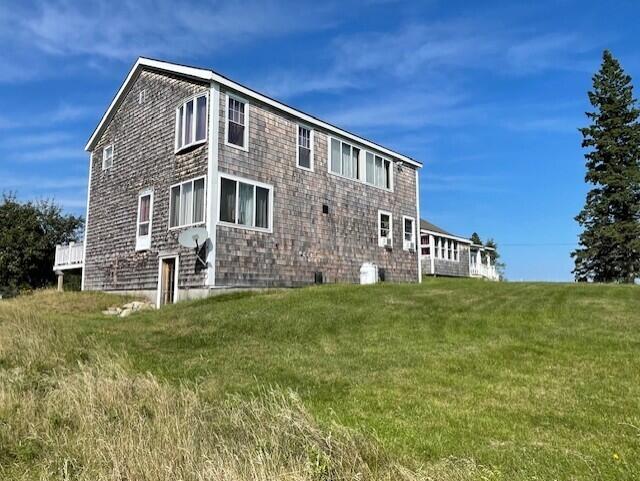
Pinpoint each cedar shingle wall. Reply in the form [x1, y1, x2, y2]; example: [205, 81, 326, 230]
[85, 70, 419, 292]
[84, 70, 209, 292]
[215, 88, 419, 286]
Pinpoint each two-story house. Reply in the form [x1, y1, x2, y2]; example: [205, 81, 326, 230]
[57, 58, 423, 305]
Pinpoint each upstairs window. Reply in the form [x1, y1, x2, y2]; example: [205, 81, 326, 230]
[102, 144, 114, 170]
[330, 138, 359, 180]
[219, 174, 272, 231]
[226, 95, 248, 150]
[297, 125, 313, 171]
[169, 177, 206, 228]
[176, 94, 208, 152]
[365, 152, 391, 189]
[403, 216, 415, 251]
[378, 210, 393, 248]
[136, 190, 153, 251]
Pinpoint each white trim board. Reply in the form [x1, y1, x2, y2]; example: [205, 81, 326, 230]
[420, 229, 472, 245]
[85, 57, 422, 169]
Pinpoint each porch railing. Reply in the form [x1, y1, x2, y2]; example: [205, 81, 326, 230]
[53, 242, 84, 271]
[470, 263, 499, 281]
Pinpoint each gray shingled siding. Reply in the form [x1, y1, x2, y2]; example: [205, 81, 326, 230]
[84, 70, 209, 292]
[84, 69, 419, 294]
[421, 245, 470, 277]
[215, 88, 419, 286]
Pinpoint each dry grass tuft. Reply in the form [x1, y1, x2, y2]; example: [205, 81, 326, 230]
[0, 292, 496, 481]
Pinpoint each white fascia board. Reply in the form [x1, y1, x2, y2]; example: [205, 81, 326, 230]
[85, 58, 423, 168]
[419, 229, 472, 244]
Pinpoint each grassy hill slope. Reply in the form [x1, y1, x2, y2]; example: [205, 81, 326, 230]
[1, 279, 639, 480]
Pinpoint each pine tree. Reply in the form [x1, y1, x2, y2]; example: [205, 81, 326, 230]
[484, 238, 506, 280]
[470, 232, 482, 245]
[573, 50, 640, 283]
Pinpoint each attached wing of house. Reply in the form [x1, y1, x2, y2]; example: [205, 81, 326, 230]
[419, 219, 498, 280]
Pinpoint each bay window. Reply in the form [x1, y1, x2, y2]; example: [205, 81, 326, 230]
[175, 94, 208, 152]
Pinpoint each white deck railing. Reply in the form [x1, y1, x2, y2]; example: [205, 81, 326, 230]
[470, 263, 499, 281]
[53, 242, 84, 271]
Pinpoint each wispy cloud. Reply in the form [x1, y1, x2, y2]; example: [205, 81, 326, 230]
[0, 0, 337, 82]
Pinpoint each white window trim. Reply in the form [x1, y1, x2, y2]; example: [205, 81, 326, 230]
[296, 124, 314, 172]
[175, 92, 209, 154]
[327, 136, 394, 192]
[217, 172, 274, 233]
[156, 254, 179, 308]
[168, 175, 207, 230]
[402, 215, 416, 251]
[378, 209, 393, 248]
[224, 93, 249, 152]
[102, 144, 114, 170]
[136, 189, 154, 251]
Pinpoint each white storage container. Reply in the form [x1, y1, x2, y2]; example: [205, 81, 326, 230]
[360, 262, 378, 285]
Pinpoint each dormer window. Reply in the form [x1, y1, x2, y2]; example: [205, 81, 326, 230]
[175, 93, 208, 152]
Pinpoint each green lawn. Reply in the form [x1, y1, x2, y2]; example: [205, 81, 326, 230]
[2, 278, 639, 480]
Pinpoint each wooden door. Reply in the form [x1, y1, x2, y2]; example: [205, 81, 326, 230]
[160, 258, 176, 306]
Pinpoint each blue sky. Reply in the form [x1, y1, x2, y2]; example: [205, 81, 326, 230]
[1, 0, 639, 281]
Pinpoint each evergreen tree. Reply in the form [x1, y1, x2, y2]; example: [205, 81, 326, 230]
[470, 232, 482, 245]
[484, 238, 505, 280]
[573, 50, 640, 283]
[0, 193, 83, 295]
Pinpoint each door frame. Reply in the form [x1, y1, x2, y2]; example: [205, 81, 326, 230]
[156, 254, 179, 308]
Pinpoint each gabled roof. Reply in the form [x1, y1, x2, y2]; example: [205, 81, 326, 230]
[85, 57, 422, 168]
[420, 219, 472, 244]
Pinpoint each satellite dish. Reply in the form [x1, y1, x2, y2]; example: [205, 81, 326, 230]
[178, 227, 209, 267]
[178, 227, 209, 249]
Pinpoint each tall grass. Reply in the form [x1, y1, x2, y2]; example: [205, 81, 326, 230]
[0, 291, 496, 480]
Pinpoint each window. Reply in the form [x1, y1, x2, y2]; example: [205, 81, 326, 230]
[365, 152, 392, 189]
[169, 177, 206, 228]
[329, 138, 359, 180]
[136, 190, 153, 251]
[421, 234, 430, 256]
[297, 125, 313, 170]
[453, 241, 459, 261]
[138, 89, 146, 104]
[226, 95, 248, 150]
[403, 216, 415, 251]
[175, 94, 208, 152]
[102, 145, 114, 170]
[219, 174, 272, 231]
[378, 210, 393, 247]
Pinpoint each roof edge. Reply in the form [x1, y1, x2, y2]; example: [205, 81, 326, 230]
[85, 57, 423, 168]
